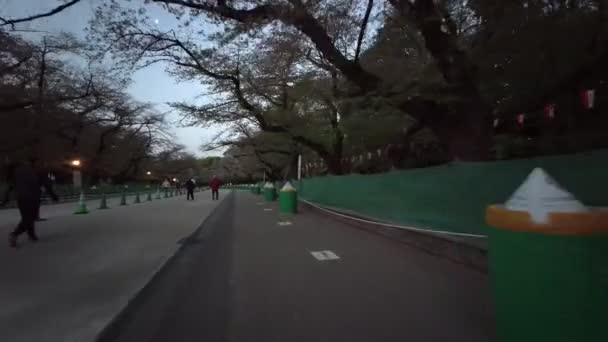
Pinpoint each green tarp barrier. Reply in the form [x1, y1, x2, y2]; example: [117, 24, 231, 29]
[299, 150, 608, 235]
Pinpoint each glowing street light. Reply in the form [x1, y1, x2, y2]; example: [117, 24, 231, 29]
[172, 178, 178, 182]
[70, 159, 82, 189]
[146, 171, 152, 176]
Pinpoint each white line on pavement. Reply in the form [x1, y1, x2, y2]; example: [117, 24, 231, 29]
[310, 250, 340, 261]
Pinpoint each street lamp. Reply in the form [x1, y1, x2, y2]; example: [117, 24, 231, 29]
[70, 158, 82, 189]
[146, 171, 152, 176]
[172, 178, 178, 182]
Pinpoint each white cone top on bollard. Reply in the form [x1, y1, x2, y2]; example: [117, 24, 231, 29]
[505, 168, 588, 223]
[264, 182, 274, 189]
[281, 181, 296, 192]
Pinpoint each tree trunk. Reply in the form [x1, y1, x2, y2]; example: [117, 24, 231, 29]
[432, 104, 491, 161]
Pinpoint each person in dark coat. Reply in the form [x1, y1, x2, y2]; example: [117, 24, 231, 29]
[1, 159, 58, 248]
[209, 175, 221, 201]
[185, 178, 195, 201]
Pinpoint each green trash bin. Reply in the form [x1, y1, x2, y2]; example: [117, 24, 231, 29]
[485, 168, 608, 342]
[255, 183, 263, 195]
[263, 182, 276, 202]
[279, 182, 297, 214]
[487, 206, 608, 342]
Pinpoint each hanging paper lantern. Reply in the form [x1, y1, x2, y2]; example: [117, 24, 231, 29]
[544, 103, 556, 119]
[359, 155, 364, 162]
[493, 118, 500, 128]
[377, 149, 382, 157]
[517, 113, 525, 125]
[367, 152, 372, 160]
[581, 89, 596, 110]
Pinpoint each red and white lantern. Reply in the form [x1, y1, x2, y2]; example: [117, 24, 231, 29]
[580, 89, 595, 110]
[517, 113, 525, 125]
[544, 103, 556, 119]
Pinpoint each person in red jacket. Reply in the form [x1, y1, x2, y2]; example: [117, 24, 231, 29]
[209, 175, 221, 200]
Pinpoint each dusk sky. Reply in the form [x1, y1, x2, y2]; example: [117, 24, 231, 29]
[1, 0, 222, 157]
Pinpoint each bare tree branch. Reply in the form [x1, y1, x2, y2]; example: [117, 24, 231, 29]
[355, 0, 374, 63]
[153, 0, 380, 91]
[0, 0, 83, 27]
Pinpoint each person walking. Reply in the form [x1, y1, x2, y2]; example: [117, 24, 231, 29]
[1, 158, 58, 248]
[185, 178, 195, 201]
[209, 175, 221, 201]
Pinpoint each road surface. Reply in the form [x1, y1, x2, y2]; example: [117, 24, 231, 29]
[98, 192, 495, 342]
[0, 189, 227, 342]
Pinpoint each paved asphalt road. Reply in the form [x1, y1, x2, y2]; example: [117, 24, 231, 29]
[0, 189, 227, 342]
[98, 192, 495, 342]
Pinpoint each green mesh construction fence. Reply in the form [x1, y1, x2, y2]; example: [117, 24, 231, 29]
[299, 149, 608, 235]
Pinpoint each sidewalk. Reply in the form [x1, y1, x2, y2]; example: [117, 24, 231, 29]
[100, 191, 495, 341]
[0, 190, 227, 342]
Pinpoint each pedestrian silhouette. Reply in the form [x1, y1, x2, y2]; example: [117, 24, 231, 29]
[2, 158, 58, 248]
[185, 178, 195, 201]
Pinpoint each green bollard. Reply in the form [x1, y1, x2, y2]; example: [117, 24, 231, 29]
[120, 190, 127, 206]
[74, 192, 89, 215]
[279, 181, 297, 214]
[263, 182, 276, 202]
[98, 193, 109, 209]
[485, 168, 608, 342]
[134, 191, 141, 204]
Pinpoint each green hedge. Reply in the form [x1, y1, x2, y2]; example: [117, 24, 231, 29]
[299, 149, 608, 235]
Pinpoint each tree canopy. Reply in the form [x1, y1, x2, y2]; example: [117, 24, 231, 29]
[2, 0, 607, 180]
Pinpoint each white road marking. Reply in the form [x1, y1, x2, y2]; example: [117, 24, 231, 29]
[323, 250, 340, 260]
[310, 250, 340, 261]
[277, 221, 292, 226]
[310, 251, 328, 261]
[263, 208, 273, 211]
[256, 202, 264, 205]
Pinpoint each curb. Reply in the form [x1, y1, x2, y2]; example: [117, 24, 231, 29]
[299, 199, 488, 273]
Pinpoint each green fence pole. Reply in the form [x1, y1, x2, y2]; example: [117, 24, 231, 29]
[98, 193, 109, 209]
[120, 190, 127, 206]
[74, 191, 89, 215]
